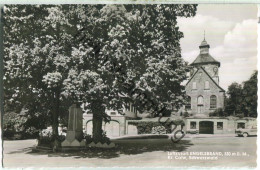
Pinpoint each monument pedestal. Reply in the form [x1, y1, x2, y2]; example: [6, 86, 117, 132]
[62, 104, 85, 148]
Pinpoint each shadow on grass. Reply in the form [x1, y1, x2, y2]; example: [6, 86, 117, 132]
[25, 139, 193, 159]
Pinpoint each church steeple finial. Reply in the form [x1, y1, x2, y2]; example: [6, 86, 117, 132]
[199, 31, 210, 53]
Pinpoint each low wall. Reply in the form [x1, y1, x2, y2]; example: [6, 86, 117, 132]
[185, 117, 256, 134]
[83, 114, 126, 137]
[83, 114, 256, 136]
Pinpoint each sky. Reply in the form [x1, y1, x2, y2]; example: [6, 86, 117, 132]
[177, 4, 258, 90]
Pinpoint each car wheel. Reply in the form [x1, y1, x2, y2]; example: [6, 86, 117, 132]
[243, 133, 249, 137]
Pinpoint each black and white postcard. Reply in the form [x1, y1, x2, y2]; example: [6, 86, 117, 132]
[0, 1, 258, 169]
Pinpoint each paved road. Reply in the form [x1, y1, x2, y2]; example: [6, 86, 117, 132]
[3, 136, 256, 168]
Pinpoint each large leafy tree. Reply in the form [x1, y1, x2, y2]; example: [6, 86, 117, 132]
[225, 82, 243, 116]
[64, 4, 197, 141]
[4, 4, 197, 143]
[4, 5, 87, 140]
[241, 71, 257, 117]
[225, 71, 257, 117]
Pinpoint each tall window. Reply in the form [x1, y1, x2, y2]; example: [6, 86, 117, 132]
[186, 96, 191, 110]
[205, 81, 209, 89]
[210, 95, 217, 109]
[192, 82, 197, 89]
[197, 96, 204, 105]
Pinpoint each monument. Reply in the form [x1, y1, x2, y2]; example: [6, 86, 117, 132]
[62, 104, 85, 147]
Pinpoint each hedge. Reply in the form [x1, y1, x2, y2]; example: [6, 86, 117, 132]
[128, 119, 185, 134]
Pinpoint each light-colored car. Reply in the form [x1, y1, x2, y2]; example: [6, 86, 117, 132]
[235, 125, 257, 137]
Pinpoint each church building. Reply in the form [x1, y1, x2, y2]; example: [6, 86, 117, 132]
[182, 37, 256, 135]
[185, 38, 225, 116]
[183, 37, 228, 134]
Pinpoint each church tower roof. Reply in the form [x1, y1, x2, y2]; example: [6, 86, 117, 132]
[190, 36, 220, 67]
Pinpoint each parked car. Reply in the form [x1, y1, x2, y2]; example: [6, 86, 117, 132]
[235, 125, 257, 137]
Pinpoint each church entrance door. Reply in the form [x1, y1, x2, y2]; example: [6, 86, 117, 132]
[199, 121, 214, 134]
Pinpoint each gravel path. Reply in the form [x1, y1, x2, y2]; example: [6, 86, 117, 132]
[3, 136, 256, 168]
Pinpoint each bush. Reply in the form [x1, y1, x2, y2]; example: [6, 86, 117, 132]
[210, 108, 227, 117]
[23, 127, 39, 138]
[151, 126, 166, 134]
[100, 131, 111, 144]
[84, 134, 93, 144]
[3, 129, 16, 138]
[209, 112, 217, 117]
[183, 111, 189, 118]
[37, 128, 65, 147]
[128, 121, 173, 134]
[3, 111, 41, 139]
[83, 130, 111, 144]
[3, 112, 27, 139]
[236, 113, 244, 118]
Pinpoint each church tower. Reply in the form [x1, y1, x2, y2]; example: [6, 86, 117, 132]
[185, 36, 225, 116]
[190, 37, 220, 84]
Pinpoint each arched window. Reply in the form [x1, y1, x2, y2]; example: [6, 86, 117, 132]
[197, 96, 204, 105]
[186, 96, 191, 110]
[210, 95, 217, 109]
[205, 81, 209, 89]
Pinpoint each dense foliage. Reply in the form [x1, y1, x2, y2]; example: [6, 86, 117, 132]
[3, 109, 41, 139]
[4, 5, 197, 143]
[128, 121, 171, 134]
[129, 119, 184, 134]
[225, 71, 257, 117]
[209, 108, 226, 117]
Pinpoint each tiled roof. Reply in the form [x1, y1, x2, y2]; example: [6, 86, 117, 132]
[190, 53, 220, 67]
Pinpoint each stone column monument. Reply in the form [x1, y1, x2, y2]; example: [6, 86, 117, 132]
[62, 104, 85, 147]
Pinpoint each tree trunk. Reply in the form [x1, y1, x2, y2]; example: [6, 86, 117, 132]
[92, 111, 103, 143]
[52, 110, 59, 138]
[52, 90, 60, 149]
